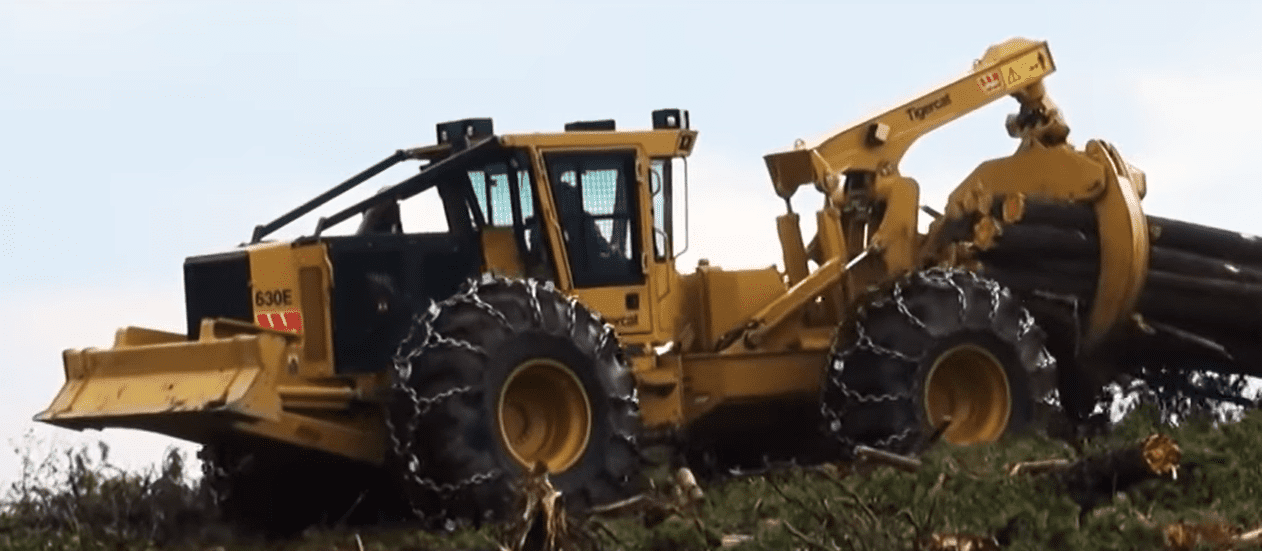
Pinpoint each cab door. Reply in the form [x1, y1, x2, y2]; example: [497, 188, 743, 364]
[541, 150, 654, 335]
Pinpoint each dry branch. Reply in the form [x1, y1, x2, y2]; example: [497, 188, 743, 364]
[1240, 526, 1262, 542]
[1162, 521, 1240, 551]
[782, 519, 839, 551]
[1161, 521, 1262, 550]
[853, 445, 922, 473]
[502, 463, 591, 551]
[1007, 458, 1072, 477]
[921, 532, 1001, 551]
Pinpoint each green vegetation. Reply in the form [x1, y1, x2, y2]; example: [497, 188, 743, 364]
[616, 404, 1262, 551]
[0, 434, 212, 550]
[4, 404, 1261, 550]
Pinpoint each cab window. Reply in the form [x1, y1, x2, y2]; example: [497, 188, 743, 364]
[545, 152, 642, 287]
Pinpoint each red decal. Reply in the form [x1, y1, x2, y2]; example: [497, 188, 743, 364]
[977, 70, 1003, 93]
[257, 311, 303, 333]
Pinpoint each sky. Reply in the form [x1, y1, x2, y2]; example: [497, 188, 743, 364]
[2, 0, 1262, 484]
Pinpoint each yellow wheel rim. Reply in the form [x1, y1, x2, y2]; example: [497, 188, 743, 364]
[497, 359, 592, 473]
[924, 344, 1011, 445]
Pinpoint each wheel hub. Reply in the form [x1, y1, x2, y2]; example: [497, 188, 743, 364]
[497, 359, 592, 473]
[924, 344, 1011, 445]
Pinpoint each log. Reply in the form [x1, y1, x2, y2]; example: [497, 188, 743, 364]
[1136, 285, 1262, 335]
[989, 228, 1262, 285]
[997, 201, 1262, 273]
[985, 226, 1262, 297]
[1055, 434, 1181, 512]
[1145, 270, 1262, 299]
[1016, 204, 1262, 268]
[978, 261, 1096, 297]
[1017, 201, 1098, 233]
[1128, 318, 1233, 362]
[1001, 434, 1182, 513]
[1150, 246, 1262, 283]
[990, 224, 1098, 259]
[1150, 215, 1262, 266]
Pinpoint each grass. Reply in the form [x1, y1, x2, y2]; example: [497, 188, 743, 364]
[4, 403, 1262, 551]
[0, 434, 214, 550]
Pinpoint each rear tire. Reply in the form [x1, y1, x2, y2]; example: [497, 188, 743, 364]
[387, 275, 642, 525]
[821, 267, 1055, 457]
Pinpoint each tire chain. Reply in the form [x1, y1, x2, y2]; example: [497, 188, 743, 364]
[385, 278, 505, 520]
[832, 267, 1021, 399]
[957, 269, 1056, 373]
[384, 273, 642, 521]
[823, 267, 1009, 455]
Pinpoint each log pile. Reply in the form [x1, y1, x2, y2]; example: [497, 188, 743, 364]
[976, 201, 1262, 378]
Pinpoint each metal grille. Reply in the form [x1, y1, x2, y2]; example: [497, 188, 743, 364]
[595, 219, 615, 248]
[581, 168, 620, 216]
[488, 173, 512, 226]
[470, 173, 487, 219]
[518, 170, 534, 218]
[468, 170, 515, 227]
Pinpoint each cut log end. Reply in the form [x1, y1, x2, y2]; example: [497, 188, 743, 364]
[1141, 433, 1181, 479]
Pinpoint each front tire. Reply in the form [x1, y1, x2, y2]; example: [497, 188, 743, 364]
[387, 276, 641, 525]
[821, 267, 1055, 457]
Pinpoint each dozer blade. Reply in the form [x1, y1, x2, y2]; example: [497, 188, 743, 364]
[35, 320, 289, 444]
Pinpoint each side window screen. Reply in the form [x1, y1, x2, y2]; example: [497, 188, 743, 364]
[546, 153, 642, 288]
[519, 168, 546, 261]
[518, 169, 534, 219]
[468, 164, 514, 227]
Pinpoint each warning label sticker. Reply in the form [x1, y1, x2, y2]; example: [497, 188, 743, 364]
[977, 70, 1003, 94]
[998, 50, 1053, 90]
